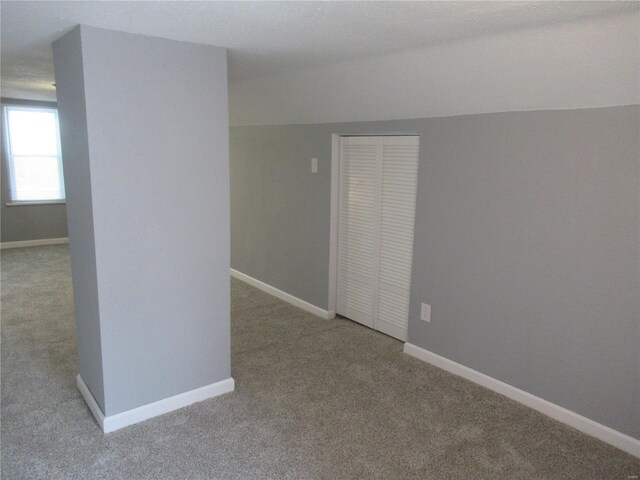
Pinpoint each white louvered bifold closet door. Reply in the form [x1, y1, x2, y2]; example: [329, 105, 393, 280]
[337, 135, 419, 341]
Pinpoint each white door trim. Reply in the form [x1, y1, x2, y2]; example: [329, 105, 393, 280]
[328, 133, 340, 318]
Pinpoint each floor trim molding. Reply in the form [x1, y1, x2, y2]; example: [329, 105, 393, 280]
[1, 237, 69, 249]
[77, 375, 235, 433]
[403, 343, 640, 458]
[230, 268, 333, 319]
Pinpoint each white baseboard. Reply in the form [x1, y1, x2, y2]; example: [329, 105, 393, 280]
[76, 375, 108, 431]
[403, 343, 640, 458]
[1, 237, 69, 249]
[77, 374, 235, 433]
[230, 268, 332, 319]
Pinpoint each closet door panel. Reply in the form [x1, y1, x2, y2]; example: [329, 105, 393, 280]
[375, 136, 419, 341]
[336, 137, 379, 328]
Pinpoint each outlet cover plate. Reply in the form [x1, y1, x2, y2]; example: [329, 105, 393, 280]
[421, 303, 431, 322]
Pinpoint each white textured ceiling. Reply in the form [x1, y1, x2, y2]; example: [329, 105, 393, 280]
[1, 1, 637, 101]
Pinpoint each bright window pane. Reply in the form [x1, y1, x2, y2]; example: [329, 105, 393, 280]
[7, 110, 59, 156]
[4, 106, 65, 202]
[12, 156, 64, 201]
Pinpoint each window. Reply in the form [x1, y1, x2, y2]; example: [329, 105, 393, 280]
[3, 105, 65, 204]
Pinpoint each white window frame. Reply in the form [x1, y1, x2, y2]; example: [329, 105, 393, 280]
[3, 104, 66, 206]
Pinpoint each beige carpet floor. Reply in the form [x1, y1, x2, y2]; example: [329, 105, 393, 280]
[1, 245, 638, 479]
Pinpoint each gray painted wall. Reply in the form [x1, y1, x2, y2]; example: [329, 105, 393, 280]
[230, 125, 332, 308]
[52, 27, 105, 410]
[1, 98, 68, 243]
[408, 107, 640, 441]
[230, 105, 640, 439]
[54, 25, 230, 416]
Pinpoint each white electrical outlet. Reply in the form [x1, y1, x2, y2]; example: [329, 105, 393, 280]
[421, 303, 431, 322]
[311, 157, 318, 173]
